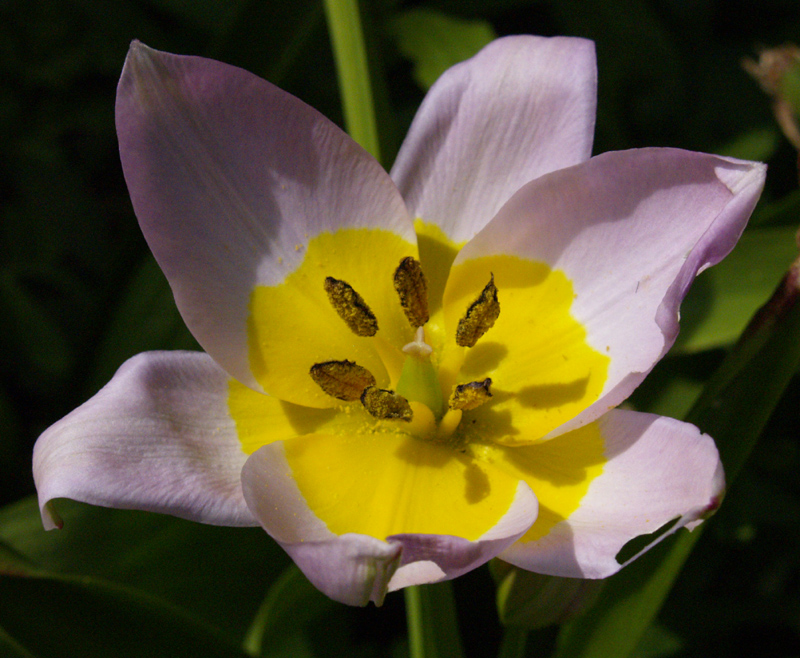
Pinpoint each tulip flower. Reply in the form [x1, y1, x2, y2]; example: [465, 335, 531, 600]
[34, 36, 765, 605]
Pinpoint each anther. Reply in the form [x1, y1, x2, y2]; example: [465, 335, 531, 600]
[324, 277, 378, 337]
[393, 257, 429, 328]
[455, 274, 500, 347]
[310, 360, 376, 401]
[361, 385, 413, 421]
[449, 378, 493, 410]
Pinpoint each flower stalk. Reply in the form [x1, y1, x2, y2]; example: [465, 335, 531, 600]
[322, 0, 381, 161]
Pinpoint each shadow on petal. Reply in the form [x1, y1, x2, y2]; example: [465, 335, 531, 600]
[461, 341, 508, 377]
[459, 406, 520, 444]
[502, 521, 583, 578]
[515, 377, 590, 409]
[393, 436, 452, 468]
[501, 431, 604, 488]
[464, 461, 491, 504]
[279, 400, 339, 434]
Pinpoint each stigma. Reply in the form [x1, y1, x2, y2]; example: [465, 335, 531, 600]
[402, 326, 433, 357]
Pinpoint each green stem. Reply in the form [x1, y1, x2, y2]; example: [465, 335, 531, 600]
[322, 0, 381, 161]
[406, 585, 426, 658]
[404, 583, 465, 658]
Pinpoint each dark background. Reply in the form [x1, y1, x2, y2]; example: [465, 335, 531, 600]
[1, 1, 799, 656]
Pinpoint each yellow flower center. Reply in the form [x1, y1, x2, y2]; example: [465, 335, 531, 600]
[304, 247, 508, 452]
[239, 224, 609, 450]
[229, 224, 611, 542]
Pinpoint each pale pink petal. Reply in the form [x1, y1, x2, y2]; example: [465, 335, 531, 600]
[33, 352, 255, 530]
[454, 149, 766, 437]
[116, 42, 414, 390]
[241, 442, 537, 605]
[385, 525, 536, 592]
[282, 535, 404, 607]
[391, 35, 596, 243]
[500, 409, 724, 578]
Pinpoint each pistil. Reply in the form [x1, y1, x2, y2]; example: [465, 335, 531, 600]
[402, 326, 432, 357]
[396, 330, 444, 418]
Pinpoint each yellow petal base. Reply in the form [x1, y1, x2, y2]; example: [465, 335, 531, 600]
[247, 229, 416, 408]
[443, 254, 610, 444]
[283, 430, 522, 541]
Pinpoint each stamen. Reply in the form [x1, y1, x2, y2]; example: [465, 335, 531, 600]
[361, 385, 413, 421]
[393, 257, 429, 328]
[449, 378, 493, 410]
[324, 276, 378, 337]
[309, 360, 376, 401]
[456, 274, 500, 347]
[436, 409, 462, 441]
[406, 401, 437, 439]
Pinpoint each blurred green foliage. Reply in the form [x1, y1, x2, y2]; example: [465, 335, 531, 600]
[1, 0, 800, 656]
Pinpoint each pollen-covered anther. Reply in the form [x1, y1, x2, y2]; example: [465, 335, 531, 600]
[324, 276, 378, 337]
[449, 378, 493, 411]
[361, 385, 413, 421]
[456, 274, 500, 347]
[309, 360, 376, 401]
[393, 256, 429, 328]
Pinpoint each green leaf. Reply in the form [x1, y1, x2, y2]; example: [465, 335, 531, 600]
[714, 126, 780, 162]
[212, 0, 323, 87]
[555, 255, 800, 658]
[630, 623, 682, 658]
[0, 266, 74, 383]
[675, 226, 799, 352]
[86, 255, 199, 394]
[243, 564, 336, 658]
[750, 188, 800, 228]
[685, 259, 800, 483]
[405, 583, 464, 658]
[553, 527, 706, 658]
[497, 628, 528, 658]
[0, 626, 38, 658]
[626, 356, 706, 419]
[387, 9, 496, 90]
[0, 498, 289, 644]
[0, 572, 252, 658]
[0, 539, 36, 576]
[495, 566, 603, 630]
[141, 0, 245, 35]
